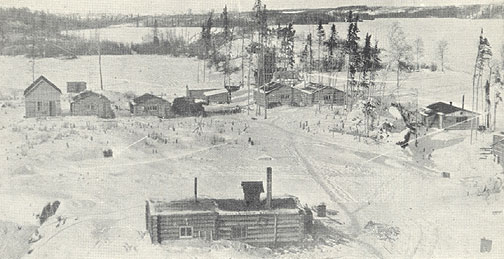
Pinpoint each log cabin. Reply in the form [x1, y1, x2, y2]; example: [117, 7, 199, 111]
[146, 167, 306, 247]
[70, 91, 115, 119]
[24, 76, 62, 118]
[130, 93, 173, 118]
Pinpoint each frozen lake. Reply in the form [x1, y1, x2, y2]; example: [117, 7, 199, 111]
[66, 18, 504, 73]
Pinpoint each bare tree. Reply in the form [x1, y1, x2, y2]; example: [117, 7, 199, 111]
[436, 40, 448, 72]
[413, 37, 424, 71]
[387, 22, 412, 88]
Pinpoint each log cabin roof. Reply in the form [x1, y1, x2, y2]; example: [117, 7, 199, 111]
[255, 82, 289, 94]
[292, 82, 343, 95]
[72, 91, 110, 102]
[24, 75, 62, 96]
[148, 196, 301, 215]
[132, 93, 170, 105]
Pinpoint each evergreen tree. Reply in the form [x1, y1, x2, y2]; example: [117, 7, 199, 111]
[345, 15, 360, 107]
[277, 23, 296, 69]
[324, 24, 339, 71]
[316, 20, 325, 75]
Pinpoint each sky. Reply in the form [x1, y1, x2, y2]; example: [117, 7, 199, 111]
[0, 0, 501, 15]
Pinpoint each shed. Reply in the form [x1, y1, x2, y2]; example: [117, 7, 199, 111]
[420, 102, 479, 130]
[203, 89, 230, 104]
[66, 82, 87, 93]
[130, 93, 172, 118]
[24, 76, 62, 117]
[70, 91, 115, 118]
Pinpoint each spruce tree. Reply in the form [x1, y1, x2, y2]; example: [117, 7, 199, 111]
[316, 20, 326, 77]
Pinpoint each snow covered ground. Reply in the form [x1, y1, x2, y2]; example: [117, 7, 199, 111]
[0, 94, 503, 258]
[0, 43, 503, 259]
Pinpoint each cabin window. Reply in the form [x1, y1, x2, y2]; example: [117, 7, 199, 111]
[324, 95, 332, 101]
[37, 102, 42, 111]
[456, 117, 467, 123]
[280, 94, 290, 99]
[88, 104, 95, 110]
[179, 226, 193, 238]
[231, 226, 247, 239]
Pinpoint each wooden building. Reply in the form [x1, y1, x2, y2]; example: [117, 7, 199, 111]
[130, 93, 172, 118]
[291, 82, 345, 106]
[66, 81, 87, 93]
[24, 76, 62, 118]
[70, 91, 115, 119]
[146, 168, 306, 246]
[253, 81, 293, 108]
[420, 102, 479, 130]
[254, 81, 345, 108]
[186, 85, 219, 100]
[203, 89, 230, 104]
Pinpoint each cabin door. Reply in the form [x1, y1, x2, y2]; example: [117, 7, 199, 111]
[49, 101, 56, 116]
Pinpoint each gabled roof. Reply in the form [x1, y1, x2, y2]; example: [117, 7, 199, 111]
[203, 89, 229, 96]
[292, 82, 343, 94]
[132, 93, 169, 105]
[255, 82, 289, 94]
[72, 91, 110, 102]
[24, 76, 62, 96]
[424, 102, 478, 115]
[241, 181, 265, 193]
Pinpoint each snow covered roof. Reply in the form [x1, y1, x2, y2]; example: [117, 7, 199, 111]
[72, 91, 110, 102]
[24, 75, 62, 96]
[203, 89, 229, 96]
[292, 82, 342, 94]
[424, 102, 478, 115]
[148, 196, 301, 216]
[254, 81, 289, 94]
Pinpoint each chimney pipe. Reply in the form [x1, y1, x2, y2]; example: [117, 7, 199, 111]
[450, 101, 452, 106]
[462, 95, 465, 109]
[194, 177, 198, 203]
[266, 167, 272, 209]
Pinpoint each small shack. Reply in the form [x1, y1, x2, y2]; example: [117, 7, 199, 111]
[130, 93, 172, 118]
[66, 81, 87, 93]
[203, 89, 230, 104]
[70, 91, 115, 118]
[420, 102, 479, 130]
[146, 167, 305, 246]
[24, 75, 62, 118]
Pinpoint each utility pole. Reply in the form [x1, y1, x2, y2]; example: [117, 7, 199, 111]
[96, 29, 104, 91]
